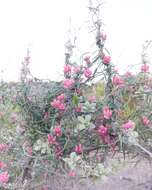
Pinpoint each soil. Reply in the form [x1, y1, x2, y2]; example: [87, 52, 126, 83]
[89, 159, 152, 190]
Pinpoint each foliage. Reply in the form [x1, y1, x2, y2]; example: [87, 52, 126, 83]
[0, 2, 152, 190]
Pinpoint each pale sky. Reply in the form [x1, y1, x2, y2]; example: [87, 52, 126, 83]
[0, 0, 151, 81]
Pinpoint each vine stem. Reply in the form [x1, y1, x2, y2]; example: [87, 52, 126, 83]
[136, 143, 152, 158]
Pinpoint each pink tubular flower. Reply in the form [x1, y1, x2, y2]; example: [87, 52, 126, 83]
[27, 96, 32, 101]
[102, 55, 111, 65]
[75, 105, 82, 113]
[64, 64, 72, 74]
[112, 76, 124, 87]
[0, 161, 7, 169]
[41, 187, 49, 190]
[0, 144, 9, 152]
[88, 96, 96, 103]
[84, 56, 91, 65]
[0, 172, 9, 184]
[125, 71, 133, 77]
[84, 68, 92, 78]
[26, 147, 33, 156]
[24, 56, 31, 64]
[58, 103, 65, 111]
[51, 99, 60, 109]
[47, 134, 56, 145]
[141, 64, 149, 72]
[113, 67, 118, 73]
[142, 116, 150, 126]
[122, 120, 135, 130]
[53, 126, 62, 137]
[0, 112, 4, 118]
[75, 144, 83, 154]
[10, 113, 18, 124]
[57, 94, 65, 101]
[98, 125, 108, 137]
[68, 170, 76, 177]
[63, 79, 75, 89]
[51, 99, 65, 111]
[12, 95, 17, 102]
[44, 112, 49, 120]
[100, 32, 107, 41]
[55, 145, 63, 159]
[73, 66, 81, 73]
[103, 106, 112, 120]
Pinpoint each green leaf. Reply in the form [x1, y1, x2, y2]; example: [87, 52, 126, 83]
[72, 95, 79, 105]
[78, 116, 85, 123]
[77, 123, 86, 131]
[85, 115, 91, 122]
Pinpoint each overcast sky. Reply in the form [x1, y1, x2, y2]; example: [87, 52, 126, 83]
[0, 0, 151, 81]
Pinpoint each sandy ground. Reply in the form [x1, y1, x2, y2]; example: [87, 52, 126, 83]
[89, 159, 152, 190]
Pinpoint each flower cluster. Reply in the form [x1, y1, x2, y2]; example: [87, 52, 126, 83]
[0, 172, 9, 184]
[103, 106, 112, 120]
[141, 64, 149, 73]
[63, 79, 75, 89]
[112, 76, 124, 87]
[102, 55, 111, 65]
[51, 94, 66, 111]
[122, 120, 135, 130]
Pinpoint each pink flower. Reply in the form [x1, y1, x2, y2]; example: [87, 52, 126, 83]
[102, 55, 111, 65]
[75, 144, 83, 154]
[12, 95, 17, 102]
[88, 96, 96, 103]
[141, 64, 149, 72]
[24, 56, 31, 64]
[122, 120, 135, 130]
[0, 144, 9, 152]
[84, 56, 91, 65]
[100, 32, 107, 41]
[0, 172, 9, 184]
[10, 113, 18, 123]
[51, 99, 60, 109]
[73, 66, 81, 73]
[44, 112, 49, 120]
[58, 103, 65, 111]
[63, 79, 75, 89]
[0, 112, 4, 118]
[0, 161, 7, 169]
[75, 89, 83, 96]
[113, 67, 118, 73]
[142, 116, 150, 126]
[26, 147, 33, 156]
[27, 96, 32, 101]
[84, 68, 92, 78]
[68, 170, 76, 177]
[51, 98, 65, 111]
[98, 125, 108, 137]
[57, 94, 65, 101]
[47, 134, 56, 145]
[55, 145, 63, 159]
[41, 187, 49, 190]
[125, 71, 133, 77]
[75, 105, 82, 113]
[53, 126, 62, 137]
[64, 64, 72, 74]
[103, 106, 112, 120]
[112, 76, 124, 87]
